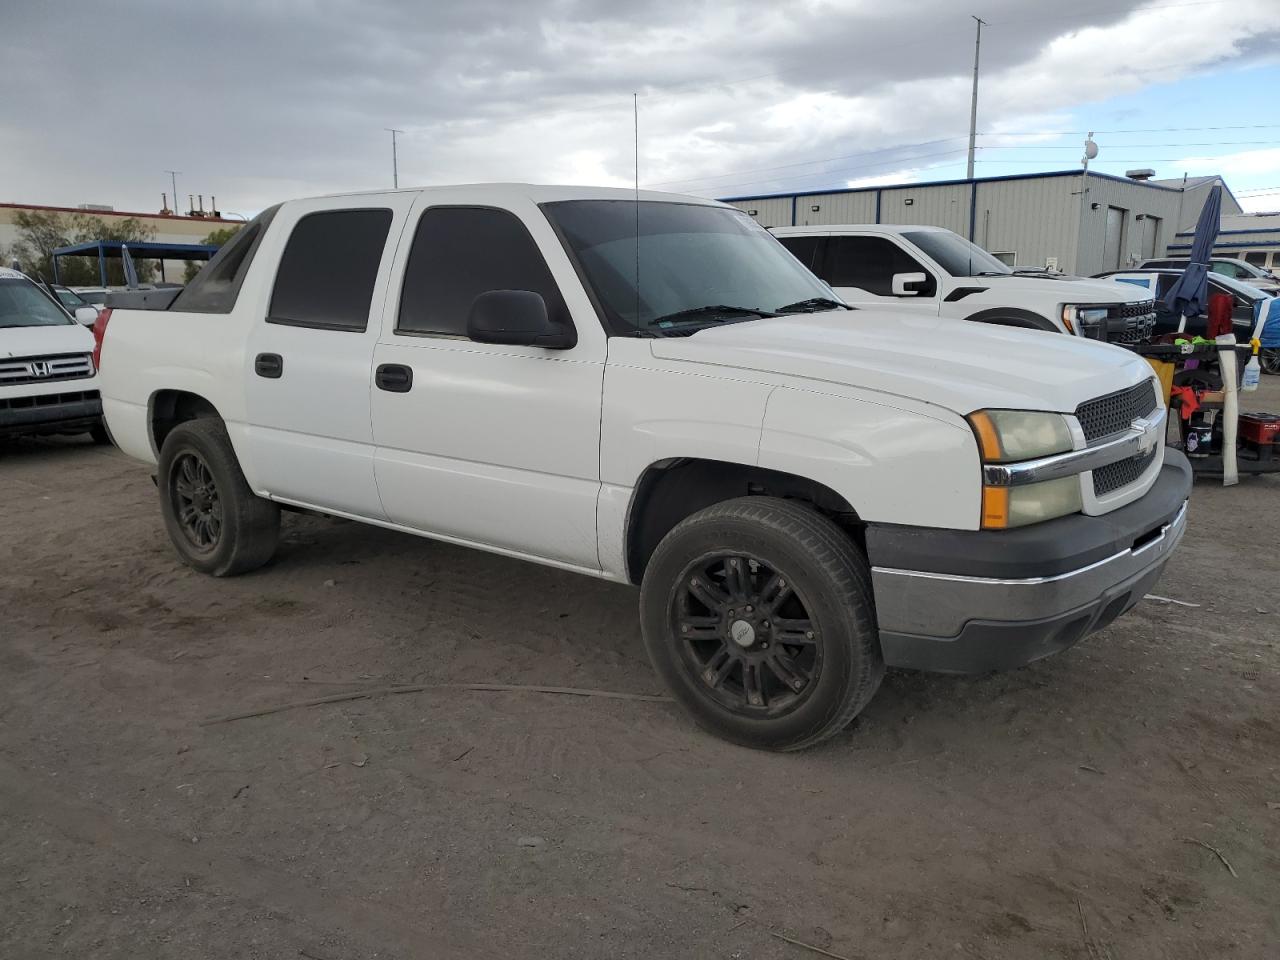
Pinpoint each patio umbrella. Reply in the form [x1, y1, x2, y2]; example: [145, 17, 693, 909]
[1163, 183, 1222, 333]
[121, 244, 139, 288]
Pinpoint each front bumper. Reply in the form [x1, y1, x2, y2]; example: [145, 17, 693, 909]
[866, 451, 1192, 674]
[0, 389, 102, 437]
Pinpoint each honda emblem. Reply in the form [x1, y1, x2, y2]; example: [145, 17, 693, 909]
[28, 360, 51, 378]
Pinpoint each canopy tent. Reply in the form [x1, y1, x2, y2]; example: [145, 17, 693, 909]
[51, 240, 220, 285]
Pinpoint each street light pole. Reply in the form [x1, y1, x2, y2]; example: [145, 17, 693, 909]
[966, 16, 986, 180]
[386, 128, 403, 189]
[1076, 132, 1099, 275]
[165, 170, 180, 213]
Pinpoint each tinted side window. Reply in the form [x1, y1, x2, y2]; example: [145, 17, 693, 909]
[171, 204, 280, 314]
[267, 208, 392, 331]
[822, 236, 936, 297]
[777, 235, 822, 271]
[398, 206, 569, 337]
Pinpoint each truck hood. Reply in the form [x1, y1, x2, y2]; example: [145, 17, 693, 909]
[650, 310, 1154, 415]
[0, 323, 95, 359]
[973, 274, 1154, 303]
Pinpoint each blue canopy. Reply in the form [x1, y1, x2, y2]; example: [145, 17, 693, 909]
[1162, 184, 1222, 322]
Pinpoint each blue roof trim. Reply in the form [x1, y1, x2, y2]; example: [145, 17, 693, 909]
[719, 168, 1188, 203]
[1175, 226, 1280, 237]
[1167, 239, 1280, 249]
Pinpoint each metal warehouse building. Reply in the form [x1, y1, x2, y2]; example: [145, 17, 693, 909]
[1167, 208, 1280, 274]
[722, 169, 1241, 277]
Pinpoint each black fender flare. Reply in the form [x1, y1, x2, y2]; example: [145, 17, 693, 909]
[964, 307, 1060, 333]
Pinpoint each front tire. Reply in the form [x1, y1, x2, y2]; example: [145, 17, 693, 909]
[157, 418, 280, 576]
[640, 497, 883, 751]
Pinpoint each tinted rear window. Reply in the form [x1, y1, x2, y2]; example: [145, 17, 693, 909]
[268, 208, 392, 331]
[171, 205, 280, 314]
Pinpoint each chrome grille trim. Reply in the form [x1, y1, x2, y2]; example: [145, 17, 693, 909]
[0, 352, 94, 386]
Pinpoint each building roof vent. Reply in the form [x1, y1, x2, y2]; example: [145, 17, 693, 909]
[1126, 168, 1156, 181]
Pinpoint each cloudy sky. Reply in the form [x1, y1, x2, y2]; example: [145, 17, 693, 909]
[4, 0, 1279, 217]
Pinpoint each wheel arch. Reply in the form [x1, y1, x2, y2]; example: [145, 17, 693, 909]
[149, 389, 225, 459]
[624, 458, 864, 585]
[964, 306, 1060, 333]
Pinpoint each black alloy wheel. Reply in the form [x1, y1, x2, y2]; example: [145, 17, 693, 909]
[170, 451, 222, 551]
[672, 553, 821, 718]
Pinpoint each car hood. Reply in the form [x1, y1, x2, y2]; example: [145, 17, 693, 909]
[0, 322, 95, 359]
[650, 309, 1154, 415]
[974, 274, 1154, 303]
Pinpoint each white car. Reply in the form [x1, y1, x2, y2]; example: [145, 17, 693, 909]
[97, 185, 1190, 750]
[773, 224, 1158, 342]
[1140, 257, 1280, 294]
[0, 267, 105, 441]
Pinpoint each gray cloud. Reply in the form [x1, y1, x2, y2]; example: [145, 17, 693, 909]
[2, 0, 1276, 213]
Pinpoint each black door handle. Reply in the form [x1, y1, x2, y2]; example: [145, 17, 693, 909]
[254, 353, 283, 378]
[375, 363, 413, 392]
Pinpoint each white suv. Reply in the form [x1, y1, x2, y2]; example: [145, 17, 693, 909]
[774, 224, 1158, 343]
[0, 267, 105, 441]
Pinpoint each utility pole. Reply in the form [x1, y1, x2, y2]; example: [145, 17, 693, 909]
[386, 128, 403, 189]
[966, 16, 985, 180]
[1076, 132, 1099, 274]
[165, 170, 180, 213]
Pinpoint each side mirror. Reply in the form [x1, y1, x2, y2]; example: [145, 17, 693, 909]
[74, 306, 99, 325]
[892, 272, 928, 296]
[466, 290, 576, 349]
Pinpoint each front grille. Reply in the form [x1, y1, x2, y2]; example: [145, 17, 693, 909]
[0, 389, 100, 412]
[1114, 300, 1155, 320]
[1075, 381, 1159, 444]
[0, 352, 94, 385]
[1093, 446, 1157, 496]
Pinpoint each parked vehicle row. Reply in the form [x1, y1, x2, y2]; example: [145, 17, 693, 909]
[1097, 268, 1274, 342]
[773, 224, 1158, 343]
[1140, 256, 1280, 294]
[96, 185, 1191, 750]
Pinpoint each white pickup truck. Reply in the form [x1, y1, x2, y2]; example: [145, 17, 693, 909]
[1, 267, 105, 441]
[97, 185, 1191, 750]
[772, 224, 1158, 343]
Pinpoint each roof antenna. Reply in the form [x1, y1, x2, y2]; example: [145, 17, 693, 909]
[634, 92, 641, 332]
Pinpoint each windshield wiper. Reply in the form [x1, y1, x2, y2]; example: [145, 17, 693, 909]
[775, 296, 852, 313]
[650, 304, 780, 325]
[974, 271, 1012, 277]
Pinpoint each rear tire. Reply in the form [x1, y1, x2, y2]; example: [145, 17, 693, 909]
[157, 418, 280, 576]
[639, 497, 883, 751]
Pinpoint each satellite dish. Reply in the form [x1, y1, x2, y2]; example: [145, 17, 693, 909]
[1083, 133, 1099, 161]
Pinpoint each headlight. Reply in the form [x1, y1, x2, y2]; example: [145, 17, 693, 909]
[968, 410, 1081, 529]
[980, 476, 1083, 529]
[968, 410, 1073, 462]
[1061, 304, 1109, 335]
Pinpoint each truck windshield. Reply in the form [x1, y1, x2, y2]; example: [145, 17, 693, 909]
[0, 278, 74, 328]
[542, 200, 840, 335]
[899, 229, 1012, 278]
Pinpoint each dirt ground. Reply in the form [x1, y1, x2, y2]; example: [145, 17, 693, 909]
[3, 387, 1279, 960]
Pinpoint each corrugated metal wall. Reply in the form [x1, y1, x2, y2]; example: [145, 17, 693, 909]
[726, 173, 1212, 275]
[879, 184, 971, 235]
[971, 176, 1078, 271]
[792, 191, 877, 226]
[726, 197, 791, 228]
[1073, 176, 1182, 275]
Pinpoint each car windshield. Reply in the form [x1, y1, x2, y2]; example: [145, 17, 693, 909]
[0, 278, 74, 328]
[56, 287, 88, 307]
[899, 229, 1012, 277]
[541, 200, 840, 335]
[75, 289, 108, 305]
